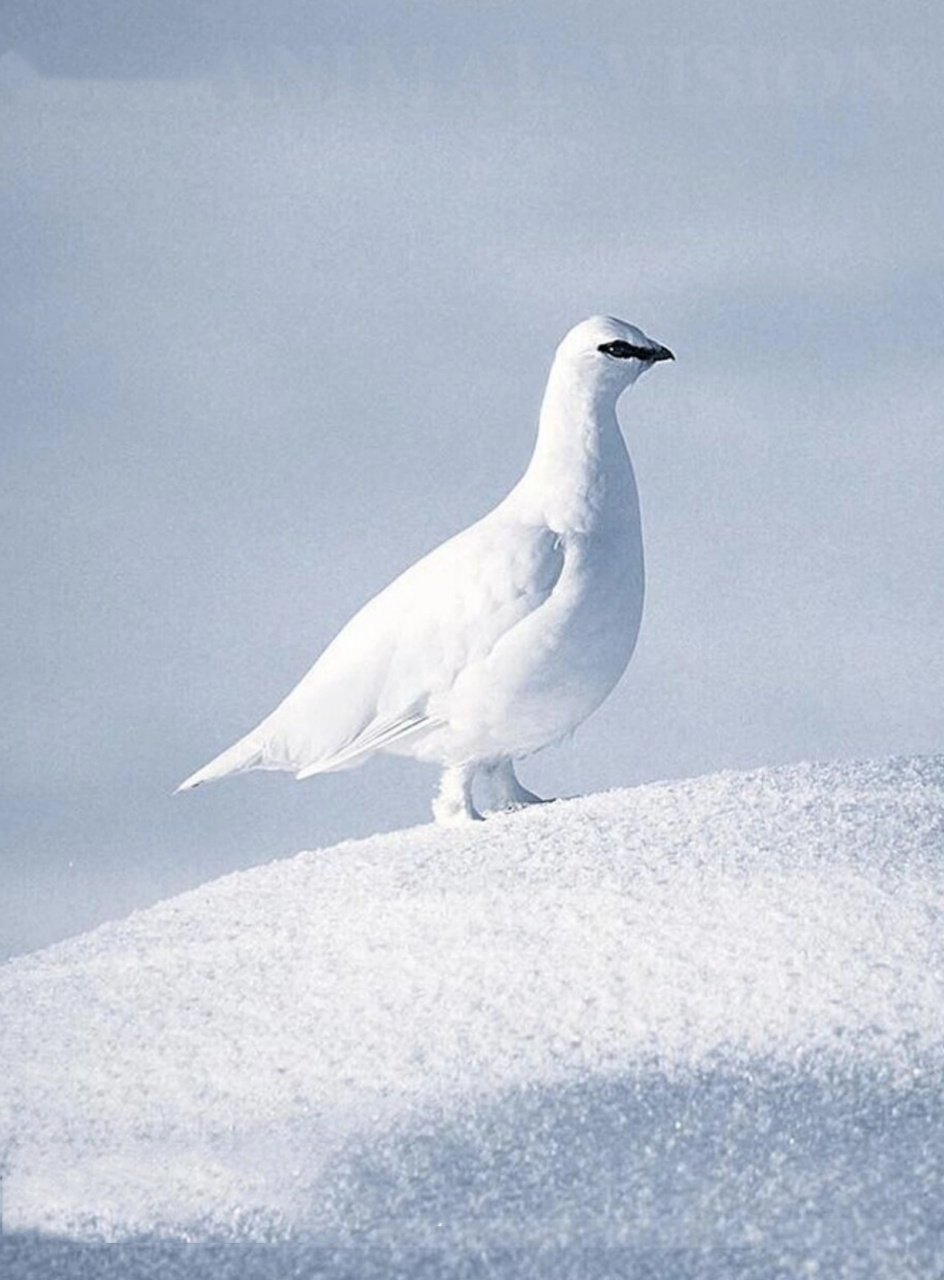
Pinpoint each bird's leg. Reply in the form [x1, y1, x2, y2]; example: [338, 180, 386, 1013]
[482, 758, 548, 813]
[432, 763, 483, 826]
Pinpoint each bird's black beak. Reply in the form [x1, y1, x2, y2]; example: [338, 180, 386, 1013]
[646, 345, 675, 363]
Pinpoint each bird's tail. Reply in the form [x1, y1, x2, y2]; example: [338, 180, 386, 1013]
[175, 733, 264, 793]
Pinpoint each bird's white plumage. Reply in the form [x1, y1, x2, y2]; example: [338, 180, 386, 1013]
[178, 315, 673, 822]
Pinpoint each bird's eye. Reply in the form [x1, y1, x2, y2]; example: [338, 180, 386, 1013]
[598, 340, 649, 359]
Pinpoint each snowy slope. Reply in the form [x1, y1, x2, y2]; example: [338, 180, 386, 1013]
[2, 757, 944, 1277]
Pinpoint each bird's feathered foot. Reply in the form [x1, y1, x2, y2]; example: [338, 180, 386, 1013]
[432, 764, 483, 826]
[481, 758, 550, 814]
[430, 758, 550, 824]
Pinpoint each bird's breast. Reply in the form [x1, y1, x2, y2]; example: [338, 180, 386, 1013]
[553, 516, 645, 669]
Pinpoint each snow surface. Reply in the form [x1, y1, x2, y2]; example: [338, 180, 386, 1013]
[2, 757, 944, 1278]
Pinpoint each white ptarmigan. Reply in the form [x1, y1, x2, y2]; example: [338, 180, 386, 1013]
[178, 316, 674, 824]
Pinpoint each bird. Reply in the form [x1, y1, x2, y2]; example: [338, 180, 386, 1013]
[177, 315, 674, 824]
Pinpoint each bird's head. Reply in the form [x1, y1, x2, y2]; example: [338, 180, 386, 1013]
[555, 315, 675, 392]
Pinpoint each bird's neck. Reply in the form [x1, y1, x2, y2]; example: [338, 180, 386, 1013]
[515, 363, 631, 533]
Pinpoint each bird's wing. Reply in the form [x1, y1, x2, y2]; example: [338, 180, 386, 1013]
[252, 514, 566, 775]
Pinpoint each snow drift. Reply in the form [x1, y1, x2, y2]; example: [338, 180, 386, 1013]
[2, 757, 944, 1277]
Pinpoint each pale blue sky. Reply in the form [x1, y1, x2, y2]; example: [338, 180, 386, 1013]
[2, 1, 943, 955]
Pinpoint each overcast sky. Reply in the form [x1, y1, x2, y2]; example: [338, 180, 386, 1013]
[2, 1, 943, 956]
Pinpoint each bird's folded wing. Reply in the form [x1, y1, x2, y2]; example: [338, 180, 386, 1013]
[251, 517, 565, 774]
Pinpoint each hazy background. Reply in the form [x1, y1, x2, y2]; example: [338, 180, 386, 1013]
[2, 0, 942, 957]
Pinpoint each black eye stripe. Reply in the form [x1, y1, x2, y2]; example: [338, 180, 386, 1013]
[597, 340, 653, 360]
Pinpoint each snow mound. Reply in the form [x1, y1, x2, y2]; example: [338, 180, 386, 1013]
[2, 757, 944, 1276]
